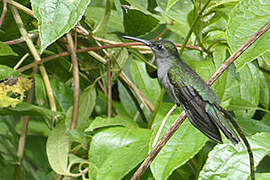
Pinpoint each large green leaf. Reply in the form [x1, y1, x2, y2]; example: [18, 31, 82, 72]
[236, 118, 270, 136]
[31, 0, 91, 52]
[46, 121, 69, 175]
[123, 9, 159, 36]
[156, 0, 193, 37]
[227, 0, 270, 71]
[150, 103, 208, 180]
[88, 126, 151, 180]
[130, 60, 161, 104]
[227, 63, 260, 118]
[199, 132, 270, 180]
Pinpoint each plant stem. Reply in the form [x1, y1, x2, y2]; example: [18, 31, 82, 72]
[11, 5, 57, 112]
[66, 32, 79, 130]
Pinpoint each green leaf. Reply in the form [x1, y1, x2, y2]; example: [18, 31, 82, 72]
[46, 121, 69, 175]
[16, 119, 50, 136]
[123, 9, 159, 36]
[199, 132, 270, 180]
[227, 0, 270, 71]
[66, 85, 96, 130]
[0, 65, 19, 79]
[0, 42, 18, 56]
[212, 45, 228, 100]
[254, 173, 270, 180]
[85, 115, 137, 132]
[259, 71, 270, 109]
[34, 74, 49, 108]
[77, 85, 96, 129]
[118, 80, 138, 117]
[227, 63, 260, 118]
[85, 6, 124, 33]
[156, 0, 193, 37]
[92, 0, 113, 33]
[124, 0, 150, 15]
[236, 118, 270, 136]
[0, 102, 64, 125]
[258, 51, 270, 72]
[50, 77, 73, 112]
[31, 0, 91, 52]
[34, 74, 74, 111]
[150, 103, 208, 180]
[88, 126, 151, 180]
[130, 60, 161, 104]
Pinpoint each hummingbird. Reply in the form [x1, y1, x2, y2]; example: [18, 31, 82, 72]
[122, 36, 240, 144]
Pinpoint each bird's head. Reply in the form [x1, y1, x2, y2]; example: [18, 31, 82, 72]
[122, 36, 179, 59]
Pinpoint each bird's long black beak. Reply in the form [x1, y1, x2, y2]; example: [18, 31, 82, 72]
[122, 36, 151, 46]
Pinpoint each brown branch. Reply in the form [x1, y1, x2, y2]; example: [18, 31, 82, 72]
[66, 32, 79, 130]
[0, 0, 7, 28]
[131, 20, 270, 180]
[107, 59, 112, 117]
[17, 42, 202, 73]
[14, 77, 35, 178]
[4, 33, 39, 45]
[7, 0, 33, 17]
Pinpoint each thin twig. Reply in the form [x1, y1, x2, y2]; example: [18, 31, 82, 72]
[130, 20, 270, 180]
[7, 0, 33, 17]
[152, 104, 177, 147]
[119, 72, 154, 112]
[10, 5, 56, 112]
[0, 0, 7, 28]
[13, 53, 29, 70]
[15, 71, 36, 177]
[4, 33, 39, 45]
[107, 57, 112, 117]
[66, 32, 79, 130]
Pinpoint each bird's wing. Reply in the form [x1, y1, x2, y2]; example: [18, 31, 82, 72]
[174, 84, 223, 143]
[168, 69, 222, 142]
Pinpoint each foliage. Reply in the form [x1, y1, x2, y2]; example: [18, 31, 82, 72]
[0, 0, 270, 179]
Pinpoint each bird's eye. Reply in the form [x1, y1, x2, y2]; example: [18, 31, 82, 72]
[157, 44, 163, 49]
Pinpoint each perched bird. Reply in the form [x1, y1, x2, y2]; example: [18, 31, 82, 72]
[122, 36, 240, 144]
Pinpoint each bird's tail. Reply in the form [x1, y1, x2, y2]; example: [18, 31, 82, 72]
[206, 104, 240, 144]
